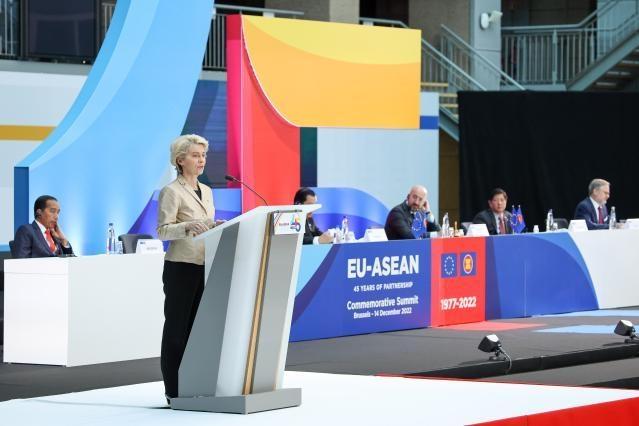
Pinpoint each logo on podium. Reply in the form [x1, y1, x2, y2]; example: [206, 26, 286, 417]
[274, 212, 303, 235]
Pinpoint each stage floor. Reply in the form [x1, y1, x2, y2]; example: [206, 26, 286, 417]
[4, 307, 639, 403]
[1, 371, 639, 425]
[287, 307, 639, 380]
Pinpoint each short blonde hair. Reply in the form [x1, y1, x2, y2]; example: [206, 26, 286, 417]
[170, 134, 209, 174]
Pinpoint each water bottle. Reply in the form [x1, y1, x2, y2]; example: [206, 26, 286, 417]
[609, 206, 616, 230]
[545, 209, 554, 232]
[106, 222, 117, 255]
[340, 216, 349, 242]
[442, 213, 450, 237]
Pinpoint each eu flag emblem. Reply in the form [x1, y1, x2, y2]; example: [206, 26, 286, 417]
[441, 253, 457, 278]
[411, 211, 426, 239]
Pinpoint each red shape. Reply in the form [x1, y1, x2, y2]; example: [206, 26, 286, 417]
[430, 237, 486, 326]
[227, 15, 300, 212]
[472, 395, 639, 426]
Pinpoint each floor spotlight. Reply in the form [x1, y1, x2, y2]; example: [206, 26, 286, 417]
[614, 320, 638, 343]
[478, 334, 512, 372]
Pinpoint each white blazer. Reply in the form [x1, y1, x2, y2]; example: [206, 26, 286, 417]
[157, 176, 215, 265]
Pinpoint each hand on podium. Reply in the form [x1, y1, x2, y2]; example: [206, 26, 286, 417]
[186, 221, 209, 237]
[203, 218, 226, 229]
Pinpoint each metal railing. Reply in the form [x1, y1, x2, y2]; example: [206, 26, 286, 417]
[100, 1, 116, 45]
[204, 4, 303, 70]
[502, 0, 639, 85]
[360, 17, 485, 123]
[0, 0, 19, 58]
[98, 3, 304, 71]
[440, 24, 524, 90]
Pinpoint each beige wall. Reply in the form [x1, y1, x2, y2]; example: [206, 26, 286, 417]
[409, 0, 470, 45]
[265, 0, 359, 23]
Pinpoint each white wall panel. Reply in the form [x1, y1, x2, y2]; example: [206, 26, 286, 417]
[317, 127, 439, 217]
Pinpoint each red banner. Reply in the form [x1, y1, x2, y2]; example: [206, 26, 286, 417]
[430, 237, 486, 326]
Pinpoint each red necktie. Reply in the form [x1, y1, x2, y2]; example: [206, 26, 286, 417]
[499, 216, 506, 234]
[598, 206, 604, 224]
[45, 229, 56, 253]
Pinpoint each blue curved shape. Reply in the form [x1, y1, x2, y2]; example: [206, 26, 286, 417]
[311, 187, 389, 239]
[296, 245, 333, 295]
[14, 0, 214, 254]
[486, 233, 598, 319]
[211, 188, 241, 220]
[128, 190, 160, 236]
[292, 245, 342, 324]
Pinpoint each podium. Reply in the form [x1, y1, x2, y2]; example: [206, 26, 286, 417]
[170, 205, 318, 414]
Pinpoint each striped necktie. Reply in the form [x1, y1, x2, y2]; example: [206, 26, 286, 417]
[499, 216, 506, 234]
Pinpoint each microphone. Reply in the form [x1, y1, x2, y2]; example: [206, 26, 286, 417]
[225, 175, 269, 206]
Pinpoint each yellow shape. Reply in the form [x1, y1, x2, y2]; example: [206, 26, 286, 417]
[0, 125, 54, 141]
[243, 17, 420, 129]
[244, 16, 419, 64]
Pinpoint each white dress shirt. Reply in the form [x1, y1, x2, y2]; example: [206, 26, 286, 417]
[35, 219, 48, 240]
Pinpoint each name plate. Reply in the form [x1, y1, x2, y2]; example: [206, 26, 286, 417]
[568, 220, 588, 232]
[624, 219, 639, 230]
[467, 224, 489, 237]
[361, 228, 388, 242]
[136, 239, 164, 254]
[273, 212, 303, 235]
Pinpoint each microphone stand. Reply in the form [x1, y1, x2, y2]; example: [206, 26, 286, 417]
[225, 175, 269, 206]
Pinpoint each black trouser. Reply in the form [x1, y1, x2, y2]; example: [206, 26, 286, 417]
[160, 260, 204, 398]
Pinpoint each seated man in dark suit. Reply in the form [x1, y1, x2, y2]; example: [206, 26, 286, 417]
[385, 185, 440, 240]
[13, 195, 73, 258]
[294, 187, 333, 245]
[574, 178, 610, 230]
[472, 188, 513, 235]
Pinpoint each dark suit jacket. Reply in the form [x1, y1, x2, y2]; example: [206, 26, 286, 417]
[13, 221, 74, 258]
[384, 202, 441, 240]
[472, 209, 513, 235]
[574, 197, 608, 230]
[303, 216, 323, 245]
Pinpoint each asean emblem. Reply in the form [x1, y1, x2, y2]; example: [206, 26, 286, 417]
[462, 253, 474, 275]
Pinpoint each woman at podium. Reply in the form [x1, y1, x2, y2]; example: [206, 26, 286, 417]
[156, 134, 219, 400]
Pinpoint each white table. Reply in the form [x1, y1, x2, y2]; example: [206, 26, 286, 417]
[571, 228, 639, 308]
[3, 253, 164, 366]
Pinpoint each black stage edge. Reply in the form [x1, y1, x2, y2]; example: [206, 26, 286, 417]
[0, 351, 162, 402]
[286, 309, 639, 390]
[409, 344, 639, 379]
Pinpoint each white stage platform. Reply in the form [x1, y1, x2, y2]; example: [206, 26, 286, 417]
[1, 371, 638, 425]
